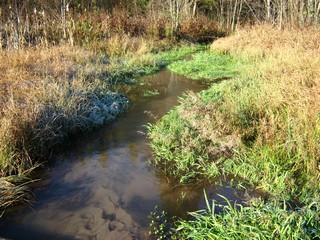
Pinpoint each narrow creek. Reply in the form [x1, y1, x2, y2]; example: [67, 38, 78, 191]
[0, 70, 245, 240]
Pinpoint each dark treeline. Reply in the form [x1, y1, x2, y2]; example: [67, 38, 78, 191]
[0, 0, 319, 49]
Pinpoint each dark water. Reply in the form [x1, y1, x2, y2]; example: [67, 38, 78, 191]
[0, 70, 245, 240]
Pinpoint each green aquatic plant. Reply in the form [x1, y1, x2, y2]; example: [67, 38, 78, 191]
[143, 90, 160, 97]
[148, 206, 177, 240]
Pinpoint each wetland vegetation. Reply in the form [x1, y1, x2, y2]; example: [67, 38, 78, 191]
[148, 25, 320, 239]
[1, 0, 320, 239]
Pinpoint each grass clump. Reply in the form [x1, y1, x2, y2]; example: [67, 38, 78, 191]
[148, 82, 238, 184]
[148, 25, 320, 238]
[174, 197, 320, 240]
[148, 106, 214, 183]
[0, 175, 36, 212]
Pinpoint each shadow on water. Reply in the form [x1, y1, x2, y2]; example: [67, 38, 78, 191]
[0, 70, 242, 239]
[0, 224, 75, 240]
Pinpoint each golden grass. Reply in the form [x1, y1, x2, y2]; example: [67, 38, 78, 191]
[0, 46, 87, 174]
[211, 24, 320, 56]
[212, 25, 320, 129]
[0, 42, 135, 179]
[0, 46, 90, 105]
[210, 25, 320, 185]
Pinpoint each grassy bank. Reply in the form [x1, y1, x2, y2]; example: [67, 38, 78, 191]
[148, 25, 320, 238]
[0, 41, 202, 213]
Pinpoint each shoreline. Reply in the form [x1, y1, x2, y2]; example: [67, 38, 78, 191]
[148, 25, 320, 239]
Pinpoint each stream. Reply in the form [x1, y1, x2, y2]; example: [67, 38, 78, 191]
[0, 70, 245, 240]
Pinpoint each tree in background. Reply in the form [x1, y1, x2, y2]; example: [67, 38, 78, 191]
[0, 0, 319, 49]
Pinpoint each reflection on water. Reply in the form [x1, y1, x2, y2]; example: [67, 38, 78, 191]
[0, 70, 243, 240]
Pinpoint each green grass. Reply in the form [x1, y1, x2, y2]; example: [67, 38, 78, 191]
[147, 81, 233, 184]
[173, 195, 320, 240]
[154, 45, 207, 67]
[107, 45, 206, 85]
[147, 90, 233, 184]
[148, 107, 210, 183]
[168, 51, 239, 80]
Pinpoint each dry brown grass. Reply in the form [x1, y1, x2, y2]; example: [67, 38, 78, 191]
[0, 46, 87, 176]
[0, 44, 132, 180]
[0, 46, 93, 106]
[209, 25, 320, 188]
[211, 24, 320, 57]
[0, 45, 132, 211]
[179, 14, 225, 43]
[211, 25, 320, 133]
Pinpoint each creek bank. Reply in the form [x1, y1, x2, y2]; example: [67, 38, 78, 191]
[147, 26, 320, 239]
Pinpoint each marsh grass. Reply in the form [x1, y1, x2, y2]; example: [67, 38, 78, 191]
[0, 46, 132, 211]
[148, 25, 320, 238]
